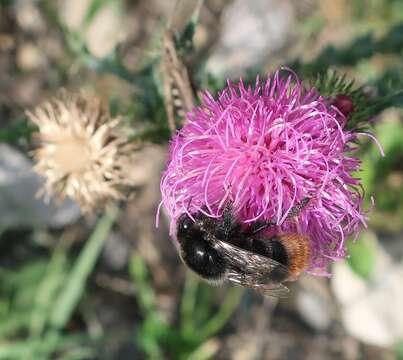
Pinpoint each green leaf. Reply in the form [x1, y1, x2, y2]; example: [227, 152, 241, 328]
[0, 117, 36, 148]
[396, 339, 403, 360]
[291, 22, 403, 74]
[177, 0, 204, 55]
[346, 236, 375, 280]
[360, 118, 403, 198]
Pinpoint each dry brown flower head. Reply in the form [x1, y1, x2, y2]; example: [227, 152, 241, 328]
[27, 90, 137, 213]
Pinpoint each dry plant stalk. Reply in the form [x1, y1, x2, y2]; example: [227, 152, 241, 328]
[161, 29, 195, 133]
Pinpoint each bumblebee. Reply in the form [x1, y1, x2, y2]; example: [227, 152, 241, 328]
[176, 199, 310, 296]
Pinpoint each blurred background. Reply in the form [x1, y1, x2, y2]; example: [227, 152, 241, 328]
[1, 0, 403, 359]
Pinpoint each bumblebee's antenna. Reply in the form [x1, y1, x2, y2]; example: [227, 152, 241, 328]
[186, 196, 193, 210]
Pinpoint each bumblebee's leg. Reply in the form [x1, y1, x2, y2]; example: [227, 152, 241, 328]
[245, 220, 277, 236]
[247, 197, 310, 236]
[215, 201, 241, 240]
[222, 201, 236, 232]
[285, 197, 310, 219]
[195, 208, 219, 233]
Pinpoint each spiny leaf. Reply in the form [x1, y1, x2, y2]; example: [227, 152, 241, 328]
[176, 0, 204, 55]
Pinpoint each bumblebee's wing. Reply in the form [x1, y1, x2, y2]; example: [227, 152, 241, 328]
[226, 270, 290, 297]
[212, 239, 290, 297]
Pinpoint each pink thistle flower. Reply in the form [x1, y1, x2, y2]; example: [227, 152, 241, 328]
[160, 69, 372, 273]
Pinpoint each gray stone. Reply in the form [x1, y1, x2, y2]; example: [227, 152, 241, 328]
[331, 232, 403, 347]
[0, 143, 80, 228]
[206, 0, 295, 76]
[296, 276, 334, 331]
[59, 0, 125, 58]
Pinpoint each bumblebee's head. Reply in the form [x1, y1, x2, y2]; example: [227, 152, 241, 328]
[176, 213, 199, 242]
[176, 212, 227, 284]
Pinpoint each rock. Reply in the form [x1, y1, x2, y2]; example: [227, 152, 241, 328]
[17, 43, 47, 71]
[127, 145, 167, 187]
[84, 3, 126, 58]
[119, 145, 181, 291]
[0, 143, 80, 228]
[102, 232, 130, 271]
[59, 0, 125, 58]
[59, 0, 92, 31]
[206, 0, 295, 76]
[295, 275, 334, 331]
[331, 232, 403, 347]
[14, 0, 46, 33]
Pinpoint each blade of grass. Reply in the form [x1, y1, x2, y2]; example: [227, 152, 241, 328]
[186, 338, 220, 360]
[0, 332, 91, 360]
[193, 283, 213, 326]
[81, 0, 119, 30]
[29, 235, 72, 337]
[129, 253, 157, 313]
[180, 272, 199, 333]
[130, 254, 167, 359]
[0, 311, 33, 338]
[49, 207, 118, 330]
[198, 286, 243, 340]
[396, 340, 403, 360]
[56, 347, 95, 360]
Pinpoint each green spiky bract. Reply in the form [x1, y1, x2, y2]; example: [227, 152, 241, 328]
[313, 71, 403, 131]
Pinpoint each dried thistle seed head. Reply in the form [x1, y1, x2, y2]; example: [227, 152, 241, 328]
[27, 90, 137, 213]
